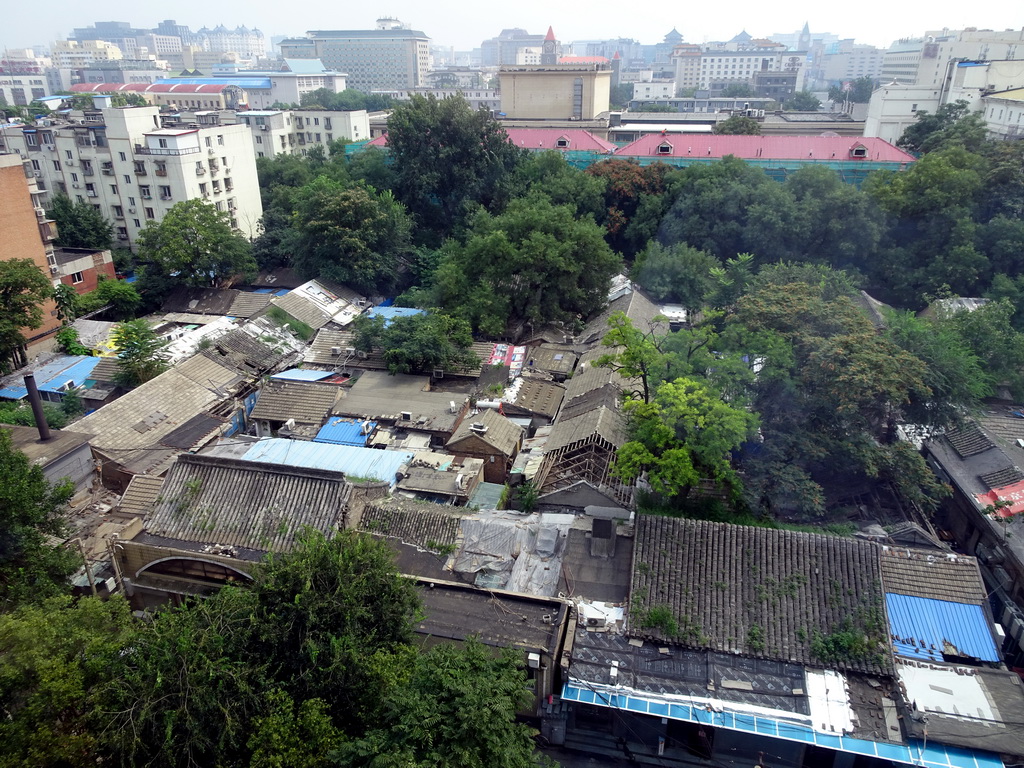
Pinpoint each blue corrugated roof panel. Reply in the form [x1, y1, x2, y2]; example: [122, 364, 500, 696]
[366, 306, 425, 326]
[0, 355, 99, 400]
[314, 417, 376, 446]
[158, 77, 273, 89]
[242, 438, 410, 485]
[272, 369, 333, 382]
[885, 593, 999, 662]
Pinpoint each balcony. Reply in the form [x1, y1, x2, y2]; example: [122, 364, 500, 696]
[195, 166, 206, 176]
[155, 169, 168, 177]
[81, 167, 94, 176]
[135, 144, 200, 156]
[160, 194, 172, 201]
[134, 168, 147, 176]
[102, 168, 114, 176]
[38, 220, 57, 242]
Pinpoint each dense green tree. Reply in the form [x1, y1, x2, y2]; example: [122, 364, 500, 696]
[299, 88, 395, 112]
[427, 196, 621, 335]
[0, 430, 79, 608]
[586, 159, 671, 256]
[45, 193, 113, 251]
[345, 147, 397, 192]
[386, 94, 525, 237]
[136, 199, 256, 288]
[937, 298, 1024, 399]
[513, 151, 607, 219]
[897, 100, 987, 154]
[712, 115, 761, 135]
[52, 283, 78, 324]
[593, 311, 670, 403]
[631, 242, 720, 308]
[884, 309, 991, 429]
[0, 596, 134, 767]
[341, 641, 541, 768]
[287, 177, 413, 295]
[352, 312, 480, 375]
[614, 377, 758, 496]
[247, 690, 342, 768]
[110, 319, 168, 387]
[721, 83, 754, 98]
[0, 258, 52, 373]
[784, 91, 822, 111]
[76, 277, 142, 320]
[828, 77, 876, 104]
[609, 83, 634, 109]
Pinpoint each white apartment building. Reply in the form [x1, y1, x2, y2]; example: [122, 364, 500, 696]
[822, 45, 885, 84]
[0, 75, 49, 106]
[881, 29, 1024, 86]
[983, 89, 1024, 140]
[0, 105, 263, 244]
[865, 59, 1024, 143]
[370, 87, 499, 112]
[633, 82, 676, 100]
[52, 40, 124, 69]
[226, 109, 370, 156]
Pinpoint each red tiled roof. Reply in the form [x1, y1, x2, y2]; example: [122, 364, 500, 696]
[69, 83, 233, 95]
[367, 128, 616, 154]
[614, 135, 916, 163]
[504, 127, 616, 153]
[558, 56, 609, 64]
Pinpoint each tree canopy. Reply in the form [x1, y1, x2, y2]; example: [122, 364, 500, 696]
[45, 193, 113, 251]
[352, 311, 480, 375]
[136, 199, 256, 288]
[386, 94, 525, 235]
[111, 319, 169, 387]
[0, 259, 52, 373]
[712, 115, 761, 135]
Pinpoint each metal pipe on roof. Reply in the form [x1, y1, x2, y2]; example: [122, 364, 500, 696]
[23, 373, 52, 441]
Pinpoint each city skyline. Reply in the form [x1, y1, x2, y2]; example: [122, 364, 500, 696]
[2, 0, 1021, 54]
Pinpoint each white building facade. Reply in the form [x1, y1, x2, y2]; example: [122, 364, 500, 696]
[0, 105, 263, 243]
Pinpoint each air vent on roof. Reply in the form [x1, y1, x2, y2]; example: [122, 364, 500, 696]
[330, 346, 341, 356]
[400, 411, 412, 421]
[469, 422, 488, 434]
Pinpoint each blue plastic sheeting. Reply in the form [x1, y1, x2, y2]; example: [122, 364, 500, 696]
[0, 356, 99, 400]
[366, 306, 425, 326]
[314, 417, 376, 447]
[885, 593, 999, 662]
[242, 438, 411, 485]
[561, 683, 1004, 768]
[271, 369, 333, 382]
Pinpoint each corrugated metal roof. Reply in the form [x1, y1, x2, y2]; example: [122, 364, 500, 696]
[314, 417, 376, 446]
[272, 369, 333, 382]
[242, 438, 412, 484]
[0, 355, 100, 400]
[885, 593, 999, 663]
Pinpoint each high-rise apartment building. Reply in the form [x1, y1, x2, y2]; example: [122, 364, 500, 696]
[0, 105, 263, 246]
[881, 29, 1024, 86]
[280, 20, 430, 92]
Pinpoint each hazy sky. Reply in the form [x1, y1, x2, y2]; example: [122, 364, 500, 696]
[3, 1, 1021, 53]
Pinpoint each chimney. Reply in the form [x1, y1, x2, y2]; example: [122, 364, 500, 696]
[24, 374, 51, 441]
[590, 517, 616, 558]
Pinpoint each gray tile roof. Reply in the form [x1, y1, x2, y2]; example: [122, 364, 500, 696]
[447, 408, 523, 457]
[878, 547, 986, 605]
[332, 371, 463, 434]
[271, 291, 331, 330]
[558, 383, 621, 423]
[578, 289, 663, 347]
[75, 353, 246, 452]
[117, 474, 166, 517]
[545, 406, 627, 453]
[159, 412, 229, 450]
[630, 516, 891, 675]
[304, 328, 491, 378]
[359, 497, 465, 552]
[525, 344, 577, 376]
[210, 329, 285, 373]
[250, 379, 340, 424]
[227, 292, 272, 318]
[162, 286, 238, 316]
[143, 454, 349, 552]
[87, 357, 120, 384]
[505, 378, 565, 421]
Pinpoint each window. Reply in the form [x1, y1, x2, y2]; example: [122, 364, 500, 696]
[133, 219, 141, 228]
[128, 196, 136, 206]
[199, 182, 208, 195]
[140, 185, 151, 199]
[53, 160, 61, 171]
[145, 207, 155, 219]
[212, 180, 221, 193]
[217, 134, 224, 146]
[110, 185, 118, 195]
[158, 138, 168, 148]
[112, 205, 123, 217]
[26, 133, 38, 147]
[255, 135, 263, 144]
[65, 150, 73, 159]
[159, 186, 171, 199]
[71, 271, 84, 284]
[124, 174, 131, 184]
[85, 183, 96, 197]
[119, 152, 127, 161]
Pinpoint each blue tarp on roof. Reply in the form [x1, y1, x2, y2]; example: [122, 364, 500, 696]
[271, 369, 333, 382]
[885, 593, 999, 662]
[0, 356, 100, 400]
[366, 306, 425, 326]
[314, 417, 376, 447]
[242, 438, 411, 485]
